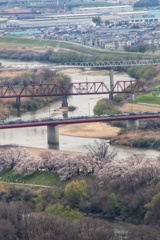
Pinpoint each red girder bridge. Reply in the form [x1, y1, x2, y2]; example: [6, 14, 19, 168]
[0, 80, 145, 107]
[1, 113, 160, 144]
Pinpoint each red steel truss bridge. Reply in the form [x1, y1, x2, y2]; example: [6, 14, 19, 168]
[0, 80, 145, 98]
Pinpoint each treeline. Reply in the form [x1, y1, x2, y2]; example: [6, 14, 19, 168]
[124, 44, 150, 53]
[0, 48, 152, 64]
[0, 49, 89, 63]
[127, 66, 157, 82]
[0, 200, 159, 240]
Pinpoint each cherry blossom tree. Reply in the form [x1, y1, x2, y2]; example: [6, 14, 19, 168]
[39, 150, 118, 181]
[13, 156, 41, 176]
[98, 154, 160, 189]
[39, 151, 69, 172]
[0, 147, 30, 170]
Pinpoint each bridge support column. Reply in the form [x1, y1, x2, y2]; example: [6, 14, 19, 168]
[62, 109, 68, 118]
[47, 125, 59, 144]
[109, 68, 114, 100]
[126, 119, 139, 130]
[16, 97, 21, 111]
[132, 92, 135, 101]
[62, 95, 68, 108]
[34, 69, 38, 77]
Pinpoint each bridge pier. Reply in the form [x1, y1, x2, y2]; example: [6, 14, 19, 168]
[47, 125, 59, 144]
[132, 92, 135, 101]
[109, 68, 114, 100]
[62, 109, 68, 118]
[126, 119, 139, 130]
[34, 69, 38, 77]
[62, 95, 68, 108]
[16, 97, 21, 111]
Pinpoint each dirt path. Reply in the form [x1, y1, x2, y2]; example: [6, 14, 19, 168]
[2, 181, 56, 188]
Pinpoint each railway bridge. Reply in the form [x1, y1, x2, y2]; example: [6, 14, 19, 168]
[0, 80, 145, 109]
[1, 58, 159, 101]
[0, 59, 159, 145]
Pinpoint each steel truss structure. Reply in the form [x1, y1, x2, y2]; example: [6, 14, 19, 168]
[2, 59, 160, 70]
[0, 81, 145, 98]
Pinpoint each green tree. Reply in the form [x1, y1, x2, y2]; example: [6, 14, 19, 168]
[92, 17, 102, 26]
[93, 99, 120, 115]
[108, 193, 126, 217]
[144, 192, 160, 225]
[127, 66, 157, 81]
[124, 44, 150, 53]
[105, 20, 110, 26]
[45, 203, 82, 219]
[65, 180, 87, 206]
[93, 100, 107, 115]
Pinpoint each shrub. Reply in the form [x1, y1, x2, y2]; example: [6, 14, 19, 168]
[45, 203, 83, 219]
[132, 138, 154, 148]
[144, 192, 160, 225]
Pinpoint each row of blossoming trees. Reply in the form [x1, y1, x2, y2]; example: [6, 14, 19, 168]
[0, 142, 160, 187]
[0, 142, 160, 226]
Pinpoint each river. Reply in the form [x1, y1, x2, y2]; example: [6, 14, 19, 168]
[0, 59, 159, 158]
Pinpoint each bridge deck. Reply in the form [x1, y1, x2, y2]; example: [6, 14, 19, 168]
[1, 113, 160, 129]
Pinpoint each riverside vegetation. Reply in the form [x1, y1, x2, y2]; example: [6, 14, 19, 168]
[0, 69, 71, 119]
[0, 145, 159, 239]
[93, 65, 160, 150]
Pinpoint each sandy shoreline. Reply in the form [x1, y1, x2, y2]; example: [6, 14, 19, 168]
[26, 122, 120, 156]
[59, 122, 120, 139]
[26, 103, 160, 157]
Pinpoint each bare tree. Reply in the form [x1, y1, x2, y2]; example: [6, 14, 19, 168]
[85, 140, 116, 161]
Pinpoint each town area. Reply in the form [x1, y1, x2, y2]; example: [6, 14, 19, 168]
[0, 1, 160, 52]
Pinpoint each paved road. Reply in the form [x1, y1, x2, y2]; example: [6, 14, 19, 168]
[136, 103, 160, 109]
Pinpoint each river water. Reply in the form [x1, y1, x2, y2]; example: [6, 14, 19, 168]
[0, 59, 159, 158]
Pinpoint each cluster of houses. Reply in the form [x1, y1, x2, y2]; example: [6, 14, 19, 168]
[0, 4, 160, 51]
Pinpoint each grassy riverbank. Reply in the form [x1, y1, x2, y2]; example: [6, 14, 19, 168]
[0, 36, 159, 57]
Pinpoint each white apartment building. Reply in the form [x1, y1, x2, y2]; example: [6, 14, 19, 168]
[73, 5, 133, 15]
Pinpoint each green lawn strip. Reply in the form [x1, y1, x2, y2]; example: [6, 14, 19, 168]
[0, 169, 60, 186]
[59, 41, 158, 58]
[0, 37, 158, 59]
[0, 37, 58, 48]
[0, 20, 7, 24]
[133, 92, 160, 105]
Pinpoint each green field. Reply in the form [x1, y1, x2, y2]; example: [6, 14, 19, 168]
[0, 36, 158, 59]
[0, 169, 60, 186]
[0, 37, 58, 49]
[133, 94, 160, 105]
